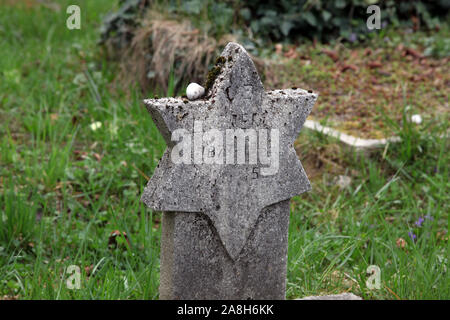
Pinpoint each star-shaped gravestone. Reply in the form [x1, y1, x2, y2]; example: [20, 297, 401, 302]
[142, 42, 316, 260]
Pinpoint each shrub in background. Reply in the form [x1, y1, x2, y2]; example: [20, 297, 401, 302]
[239, 0, 449, 43]
[99, 0, 449, 93]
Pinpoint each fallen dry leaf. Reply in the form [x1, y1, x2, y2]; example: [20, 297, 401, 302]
[284, 47, 298, 59]
[322, 49, 339, 62]
[340, 63, 358, 72]
[404, 47, 423, 59]
[396, 238, 407, 248]
[92, 152, 102, 162]
[437, 230, 448, 242]
[73, 150, 88, 160]
[1, 295, 19, 300]
[368, 61, 382, 69]
[364, 48, 372, 56]
[84, 264, 93, 277]
[108, 230, 131, 248]
[50, 113, 59, 121]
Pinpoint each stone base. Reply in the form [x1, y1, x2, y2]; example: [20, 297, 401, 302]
[159, 200, 290, 300]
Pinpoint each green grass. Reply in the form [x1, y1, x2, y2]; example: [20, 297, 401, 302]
[0, 1, 448, 299]
[264, 25, 450, 139]
[288, 117, 449, 299]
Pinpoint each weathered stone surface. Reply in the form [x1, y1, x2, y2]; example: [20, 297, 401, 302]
[142, 43, 316, 259]
[141, 42, 316, 299]
[160, 200, 290, 299]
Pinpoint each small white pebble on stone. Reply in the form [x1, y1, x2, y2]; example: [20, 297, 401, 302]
[186, 83, 205, 101]
[411, 114, 422, 124]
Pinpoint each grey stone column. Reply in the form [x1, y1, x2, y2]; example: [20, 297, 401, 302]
[159, 200, 290, 300]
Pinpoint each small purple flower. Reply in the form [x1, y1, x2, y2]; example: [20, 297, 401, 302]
[348, 33, 357, 43]
[414, 215, 433, 227]
[408, 232, 417, 241]
[415, 217, 425, 227]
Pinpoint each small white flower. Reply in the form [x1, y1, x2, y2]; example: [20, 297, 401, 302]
[90, 121, 102, 131]
[411, 114, 422, 124]
[73, 73, 87, 85]
[123, 276, 129, 290]
[186, 83, 205, 100]
[335, 175, 352, 189]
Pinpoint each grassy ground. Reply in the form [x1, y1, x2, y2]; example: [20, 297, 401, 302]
[0, 0, 448, 299]
[264, 28, 449, 139]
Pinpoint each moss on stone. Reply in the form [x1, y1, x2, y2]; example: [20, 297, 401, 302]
[215, 56, 226, 65]
[205, 65, 222, 91]
[204, 55, 229, 92]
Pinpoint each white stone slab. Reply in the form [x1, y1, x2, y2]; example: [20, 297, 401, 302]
[303, 120, 400, 151]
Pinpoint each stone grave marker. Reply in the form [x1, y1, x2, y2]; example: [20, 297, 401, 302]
[141, 42, 317, 299]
